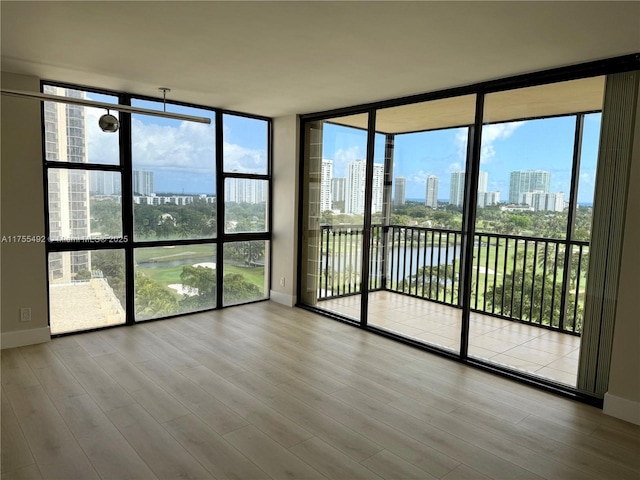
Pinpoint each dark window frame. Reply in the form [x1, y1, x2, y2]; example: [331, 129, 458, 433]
[296, 53, 640, 407]
[41, 80, 273, 335]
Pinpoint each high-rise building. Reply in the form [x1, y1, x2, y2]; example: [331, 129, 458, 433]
[44, 86, 90, 280]
[320, 159, 333, 212]
[520, 191, 564, 212]
[394, 176, 406, 206]
[90, 171, 121, 196]
[478, 171, 488, 194]
[345, 160, 384, 214]
[133, 170, 154, 196]
[449, 170, 489, 207]
[509, 170, 551, 203]
[478, 191, 501, 208]
[425, 175, 439, 208]
[331, 177, 345, 204]
[225, 178, 267, 204]
[449, 171, 465, 207]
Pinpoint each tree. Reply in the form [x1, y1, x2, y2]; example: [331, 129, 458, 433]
[484, 266, 582, 332]
[223, 273, 262, 304]
[225, 242, 265, 266]
[404, 264, 459, 303]
[75, 269, 92, 280]
[135, 272, 179, 319]
[91, 250, 126, 306]
[91, 199, 122, 236]
[179, 265, 216, 309]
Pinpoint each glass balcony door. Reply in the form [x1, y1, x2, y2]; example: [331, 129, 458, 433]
[467, 78, 605, 386]
[300, 114, 371, 324]
[365, 96, 477, 354]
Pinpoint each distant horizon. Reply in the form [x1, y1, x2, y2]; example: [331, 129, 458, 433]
[402, 197, 593, 207]
[321, 114, 600, 205]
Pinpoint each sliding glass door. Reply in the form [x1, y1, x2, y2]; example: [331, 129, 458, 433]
[365, 96, 477, 355]
[298, 68, 617, 396]
[468, 77, 605, 386]
[300, 114, 371, 324]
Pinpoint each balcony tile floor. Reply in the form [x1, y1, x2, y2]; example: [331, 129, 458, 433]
[318, 291, 579, 386]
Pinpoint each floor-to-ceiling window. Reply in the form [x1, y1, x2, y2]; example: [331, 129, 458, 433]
[44, 82, 271, 335]
[297, 60, 633, 401]
[468, 77, 604, 386]
[365, 95, 477, 356]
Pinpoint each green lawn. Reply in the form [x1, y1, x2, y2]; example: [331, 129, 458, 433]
[138, 262, 266, 300]
[134, 244, 215, 262]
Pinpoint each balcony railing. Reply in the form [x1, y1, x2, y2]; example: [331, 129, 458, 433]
[318, 224, 588, 334]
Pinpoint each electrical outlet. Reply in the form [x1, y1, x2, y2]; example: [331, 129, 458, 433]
[280, 277, 286, 287]
[20, 307, 32, 322]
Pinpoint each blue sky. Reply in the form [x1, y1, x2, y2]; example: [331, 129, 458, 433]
[323, 113, 600, 204]
[87, 94, 268, 195]
[85, 91, 600, 204]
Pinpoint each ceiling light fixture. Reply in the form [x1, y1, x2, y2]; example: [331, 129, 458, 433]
[98, 109, 119, 133]
[0, 88, 212, 125]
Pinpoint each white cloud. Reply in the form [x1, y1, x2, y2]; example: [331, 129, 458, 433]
[87, 112, 266, 174]
[455, 128, 468, 160]
[327, 146, 364, 177]
[406, 170, 429, 184]
[86, 107, 120, 164]
[447, 162, 463, 173]
[480, 122, 524, 163]
[453, 122, 524, 166]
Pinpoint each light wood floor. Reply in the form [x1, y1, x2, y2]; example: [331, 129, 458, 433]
[319, 291, 581, 386]
[2, 301, 639, 480]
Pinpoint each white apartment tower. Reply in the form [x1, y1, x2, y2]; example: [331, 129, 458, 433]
[320, 159, 333, 212]
[449, 171, 465, 207]
[133, 170, 154, 196]
[520, 191, 564, 212]
[478, 191, 501, 208]
[345, 160, 384, 214]
[90, 171, 121, 196]
[425, 175, 439, 208]
[331, 177, 345, 206]
[44, 86, 91, 281]
[509, 170, 551, 204]
[225, 178, 267, 204]
[450, 170, 490, 208]
[478, 171, 488, 194]
[394, 176, 406, 206]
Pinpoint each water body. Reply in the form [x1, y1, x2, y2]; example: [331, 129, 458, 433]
[322, 245, 461, 280]
[137, 255, 215, 269]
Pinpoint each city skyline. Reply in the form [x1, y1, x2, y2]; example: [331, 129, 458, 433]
[320, 114, 600, 205]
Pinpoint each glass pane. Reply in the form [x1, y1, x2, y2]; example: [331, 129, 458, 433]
[468, 77, 605, 387]
[299, 114, 369, 322]
[575, 113, 601, 242]
[223, 240, 268, 306]
[366, 96, 476, 354]
[224, 178, 268, 233]
[135, 244, 216, 321]
[48, 169, 122, 240]
[48, 249, 126, 334]
[223, 114, 268, 174]
[43, 85, 119, 165]
[132, 100, 216, 241]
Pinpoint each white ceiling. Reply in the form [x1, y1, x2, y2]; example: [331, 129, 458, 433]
[1, 1, 638, 118]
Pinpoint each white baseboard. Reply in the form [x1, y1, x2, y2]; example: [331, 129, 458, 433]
[270, 290, 296, 307]
[1, 326, 51, 349]
[604, 392, 640, 425]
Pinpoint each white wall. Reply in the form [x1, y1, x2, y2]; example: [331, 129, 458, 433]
[269, 115, 299, 306]
[604, 76, 640, 425]
[1, 72, 50, 347]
